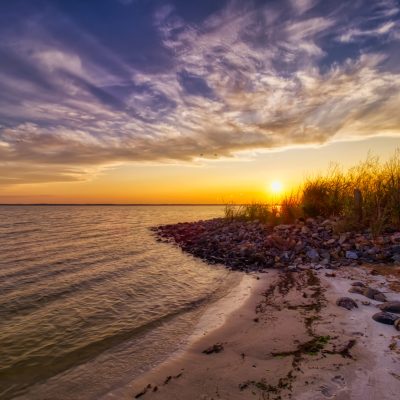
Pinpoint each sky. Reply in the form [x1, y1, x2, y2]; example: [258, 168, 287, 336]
[0, 0, 399, 203]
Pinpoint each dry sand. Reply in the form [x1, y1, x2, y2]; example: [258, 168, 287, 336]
[102, 265, 400, 400]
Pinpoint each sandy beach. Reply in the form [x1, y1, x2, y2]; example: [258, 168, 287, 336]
[103, 264, 400, 400]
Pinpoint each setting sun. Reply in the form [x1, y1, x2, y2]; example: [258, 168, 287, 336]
[270, 180, 284, 194]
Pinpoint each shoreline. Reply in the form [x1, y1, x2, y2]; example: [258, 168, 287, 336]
[103, 264, 400, 400]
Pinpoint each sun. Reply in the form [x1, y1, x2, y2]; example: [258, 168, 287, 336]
[270, 180, 283, 194]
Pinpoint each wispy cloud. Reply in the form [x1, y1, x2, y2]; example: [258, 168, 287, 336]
[0, 0, 400, 186]
[338, 21, 398, 42]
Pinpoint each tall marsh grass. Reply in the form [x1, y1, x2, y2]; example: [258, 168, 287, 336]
[224, 149, 400, 235]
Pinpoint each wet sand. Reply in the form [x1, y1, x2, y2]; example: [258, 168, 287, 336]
[103, 265, 400, 400]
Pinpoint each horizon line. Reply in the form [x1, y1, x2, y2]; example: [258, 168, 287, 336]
[0, 203, 228, 206]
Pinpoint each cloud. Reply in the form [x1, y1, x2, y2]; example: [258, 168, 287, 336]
[0, 0, 400, 186]
[338, 21, 398, 42]
[289, 0, 319, 15]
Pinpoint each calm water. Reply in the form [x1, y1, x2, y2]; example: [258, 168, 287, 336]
[0, 206, 238, 400]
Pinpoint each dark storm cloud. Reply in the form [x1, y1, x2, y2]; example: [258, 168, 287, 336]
[0, 0, 400, 185]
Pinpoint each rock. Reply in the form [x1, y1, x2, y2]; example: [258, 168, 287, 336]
[306, 248, 319, 261]
[391, 244, 400, 253]
[345, 251, 358, 260]
[351, 281, 366, 287]
[362, 301, 370, 306]
[366, 247, 378, 255]
[301, 226, 310, 234]
[374, 293, 387, 302]
[372, 312, 399, 325]
[379, 301, 400, 313]
[336, 297, 358, 310]
[154, 219, 400, 274]
[339, 234, 348, 245]
[349, 286, 364, 295]
[202, 343, 224, 354]
[391, 233, 400, 243]
[392, 254, 400, 262]
[395, 319, 400, 331]
[274, 224, 292, 231]
[363, 287, 387, 302]
[320, 257, 330, 265]
[321, 219, 332, 226]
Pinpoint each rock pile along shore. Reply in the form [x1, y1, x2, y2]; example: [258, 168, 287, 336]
[153, 217, 400, 272]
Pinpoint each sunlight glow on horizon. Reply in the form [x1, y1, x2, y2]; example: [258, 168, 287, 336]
[270, 180, 284, 195]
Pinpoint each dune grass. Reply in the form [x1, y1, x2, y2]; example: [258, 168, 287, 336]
[224, 149, 400, 236]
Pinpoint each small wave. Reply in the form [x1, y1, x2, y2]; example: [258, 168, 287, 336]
[0, 293, 212, 400]
[0, 205, 225, 400]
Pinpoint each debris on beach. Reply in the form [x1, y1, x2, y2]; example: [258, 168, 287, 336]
[134, 384, 152, 398]
[202, 343, 224, 354]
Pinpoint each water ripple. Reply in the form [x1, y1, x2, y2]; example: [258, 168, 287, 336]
[0, 205, 235, 400]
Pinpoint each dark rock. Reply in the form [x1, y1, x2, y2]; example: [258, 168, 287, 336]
[345, 251, 358, 260]
[374, 293, 387, 302]
[395, 319, 400, 331]
[336, 297, 358, 310]
[306, 248, 319, 261]
[135, 384, 152, 398]
[363, 287, 386, 302]
[391, 244, 400, 253]
[351, 281, 366, 287]
[392, 254, 400, 262]
[370, 269, 379, 276]
[372, 312, 399, 325]
[349, 287, 364, 295]
[339, 234, 348, 245]
[203, 343, 224, 354]
[379, 301, 400, 313]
